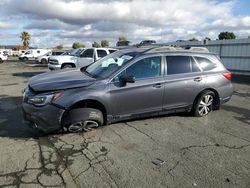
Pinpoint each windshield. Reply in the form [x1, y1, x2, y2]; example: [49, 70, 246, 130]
[70, 49, 83, 57]
[62, 51, 71, 55]
[44, 51, 51, 56]
[84, 51, 138, 79]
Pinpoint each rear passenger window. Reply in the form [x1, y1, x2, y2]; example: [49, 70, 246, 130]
[195, 57, 216, 71]
[97, 50, 107, 58]
[166, 56, 192, 75]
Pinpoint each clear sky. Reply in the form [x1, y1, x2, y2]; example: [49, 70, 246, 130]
[0, 0, 250, 48]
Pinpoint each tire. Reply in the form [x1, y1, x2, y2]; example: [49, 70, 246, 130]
[193, 90, 215, 117]
[23, 57, 28, 61]
[64, 108, 104, 133]
[41, 58, 47, 64]
[62, 64, 73, 69]
[0, 58, 3, 64]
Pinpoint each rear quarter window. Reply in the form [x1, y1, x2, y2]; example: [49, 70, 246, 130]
[194, 56, 217, 71]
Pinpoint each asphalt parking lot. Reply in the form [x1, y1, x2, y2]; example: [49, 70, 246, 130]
[0, 61, 250, 188]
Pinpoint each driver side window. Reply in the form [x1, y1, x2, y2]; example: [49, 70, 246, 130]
[126, 56, 161, 80]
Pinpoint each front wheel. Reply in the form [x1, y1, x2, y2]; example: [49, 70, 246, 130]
[193, 91, 215, 117]
[62, 64, 73, 69]
[23, 57, 28, 61]
[41, 58, 47, 64]
[64, 108, 104, 133]
[0, 58, 3, 64]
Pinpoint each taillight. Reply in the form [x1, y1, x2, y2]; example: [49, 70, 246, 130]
[223, 72, 232, 80]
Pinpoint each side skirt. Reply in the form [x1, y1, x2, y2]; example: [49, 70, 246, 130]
[107, 106, 191, 124]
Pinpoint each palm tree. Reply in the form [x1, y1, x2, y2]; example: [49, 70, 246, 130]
[20, 31, 31, 49]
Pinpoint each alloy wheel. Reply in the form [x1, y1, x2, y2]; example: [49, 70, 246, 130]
[198, 94, 213, 116]
[67, 120, 99, 133]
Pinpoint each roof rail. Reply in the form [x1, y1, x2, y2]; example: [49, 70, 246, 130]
[183, 46, 209, 52]
[143, 45, 179, 53]
[143, 45, 209, 53]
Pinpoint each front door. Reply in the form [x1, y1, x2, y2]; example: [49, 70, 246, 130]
[109, 56, 165, 117]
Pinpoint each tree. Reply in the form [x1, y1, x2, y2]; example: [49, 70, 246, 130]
[101, 39, 109, 47]
[118, 36, 127, 41]
[20, 31, 31, 49]
[92, 41, 101, 48]
[72, 42, 85, 49]
[116, 36, 130, 46]
[189, 38, 199, 41]
[218, 32, 236, 40]
[56, 44, 63, 50]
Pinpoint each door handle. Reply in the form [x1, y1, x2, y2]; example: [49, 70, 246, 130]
[193, 77, 202, 82]
[153, 83, 162, 88]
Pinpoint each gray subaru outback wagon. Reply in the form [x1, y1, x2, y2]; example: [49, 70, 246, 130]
[22, 46, 233, 133]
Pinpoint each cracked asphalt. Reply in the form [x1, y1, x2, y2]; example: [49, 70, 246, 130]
[0, 61, 250, 188]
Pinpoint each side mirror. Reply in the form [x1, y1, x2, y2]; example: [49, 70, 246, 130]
[119, 75, 135, 86]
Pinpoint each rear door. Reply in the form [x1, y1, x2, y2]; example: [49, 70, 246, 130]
[109, 56, 165, 116]
[163, 55, 205, 110]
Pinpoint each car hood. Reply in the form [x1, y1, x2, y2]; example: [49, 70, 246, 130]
[29, 68, 96, 92]
[50, 55, 77, 61]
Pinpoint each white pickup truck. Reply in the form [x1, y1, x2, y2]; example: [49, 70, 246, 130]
[48, 48, 117, 70]
[0, 51, 8, 63]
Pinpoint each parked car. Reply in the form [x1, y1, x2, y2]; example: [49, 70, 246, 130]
[48, 48, 84, 70]
[36, 51, 65, 64]
[139, 40, 156, 46]
[19, 49, 52, 61]
[3, 50, 12, 56]
[22, 46, 233, 134]
[0, 51, 8, 63]
[48, 47, 117, 70]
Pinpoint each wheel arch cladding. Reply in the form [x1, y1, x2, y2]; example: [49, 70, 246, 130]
[194, 88, 220, 110]
[61, 99, 107, 126]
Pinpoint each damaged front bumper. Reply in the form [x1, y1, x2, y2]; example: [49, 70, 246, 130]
[22, 103, 65, 134]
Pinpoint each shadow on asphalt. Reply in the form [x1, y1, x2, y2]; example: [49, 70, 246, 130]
[0, 95, 44, 139]
[12, 71, 46, 78]
[222, 105, 250, 125]
[232, 74, 250, 85]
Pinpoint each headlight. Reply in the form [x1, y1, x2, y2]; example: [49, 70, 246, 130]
[27, 92, 61, 106]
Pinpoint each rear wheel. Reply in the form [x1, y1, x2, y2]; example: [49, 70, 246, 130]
[62, 64, 73, 69]
[41, 58, 47, 64]
[193, 91, 215, 117]
[0, 58, 3, 64]
[64, 108, 104, 133]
